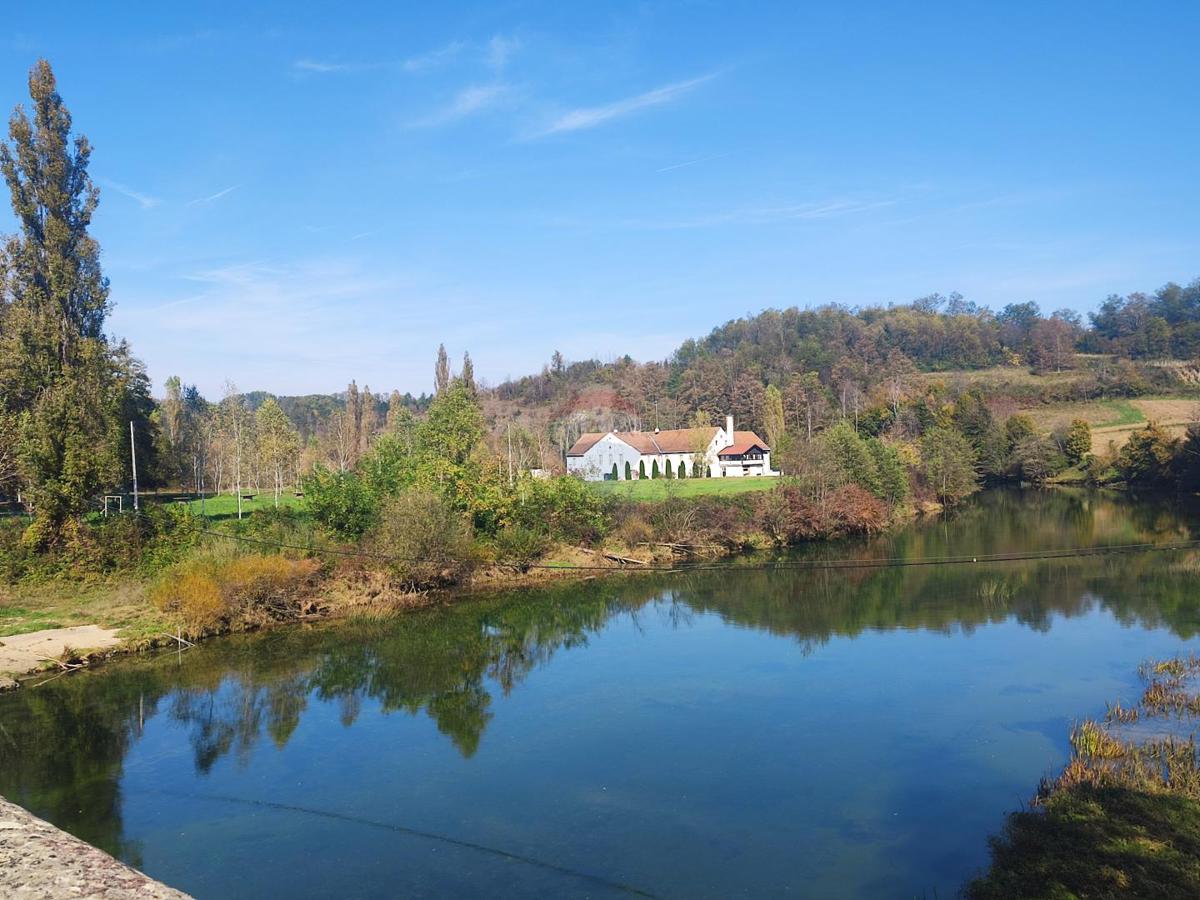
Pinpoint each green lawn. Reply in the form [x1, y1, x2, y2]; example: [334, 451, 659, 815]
[168, 491, 305, 521]
[590, 476, 780, 501]
[1095, 398, 1145, 428]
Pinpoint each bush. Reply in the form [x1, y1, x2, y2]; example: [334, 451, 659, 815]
[493, 526, 551, 572]
[302, 465, 378, 538]
[150, 552, 320, 631]
[510, 476, 609, 543]
[369, 488, 474, 589]
[1116, 423, 1178, 486]
[1, 505, 198, 582]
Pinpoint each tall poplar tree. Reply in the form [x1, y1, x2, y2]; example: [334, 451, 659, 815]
[434, 344, 451, 395]
[0, 60, 148, 531]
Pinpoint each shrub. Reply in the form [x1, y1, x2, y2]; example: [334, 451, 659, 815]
[677, 460, 687, 478]
[1116, 423, 1178, 486]
[511, 475, 609, 543]
[302, 464, 378, 538]
[625, 461, 632, 481]
[150, 552, 320, 631]
[369, 488, 474, 589]
[651, 460, 660, 479]
[493, 526, 551, 572]
[611, 462, 619, 481]
[639, 460, 646, 479]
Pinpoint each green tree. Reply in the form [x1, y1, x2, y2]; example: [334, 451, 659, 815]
[921, 426, 980, 504]
[664, 458, 674, 479]
[0, 60, 144, 531]
[822, 421, 882, 496]
[639, 460, 647, 479]
[763, 384, 786, 452]
[866, 438, 909, 504]
[1064, 419, 1091, 465]
[677, 459, 687, 478]
[256, 398, 301, 506]
[651, 459, 660, 479]
[610, 462, 618, 481]
[624, 460, 632, 481]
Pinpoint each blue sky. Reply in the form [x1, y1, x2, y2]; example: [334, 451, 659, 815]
[2, 2, 1198, 398]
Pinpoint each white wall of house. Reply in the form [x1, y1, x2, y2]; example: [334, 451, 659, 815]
[568, 422, 778, 481]
[567, 433, 645, 481]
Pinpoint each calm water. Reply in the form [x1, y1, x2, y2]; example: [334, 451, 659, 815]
[4, 489, 1200, 898]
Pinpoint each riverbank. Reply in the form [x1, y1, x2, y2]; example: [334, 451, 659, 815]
[0, 497, 937, 686]
[967, 655, 1200, 897]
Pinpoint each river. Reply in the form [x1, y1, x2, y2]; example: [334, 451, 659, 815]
[3, 488, 1200, 898]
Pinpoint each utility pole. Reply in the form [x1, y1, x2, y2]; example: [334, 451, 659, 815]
[130, 421, 140, 511]
[507, 422, 513, 486]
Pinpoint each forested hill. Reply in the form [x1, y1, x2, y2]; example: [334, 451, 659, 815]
[490, 279, 1200, 435]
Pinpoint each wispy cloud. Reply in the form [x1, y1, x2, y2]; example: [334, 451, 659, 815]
[411, 83, 509, 127]
[292, 59, 353, 74]
[99, 178, 160, 210]
[649, 198, 897, 229]
[655, 153, 729, 174]
[186, 185, 237, 207]
[487, 35, 520, 70]
[533, 74, 716, 138]
[402, 40, 465, 73]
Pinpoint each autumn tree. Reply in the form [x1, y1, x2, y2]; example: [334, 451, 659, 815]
[219, 383, 251, 519]
[435, 344, 451, 395]
[762, 384, 786, 454]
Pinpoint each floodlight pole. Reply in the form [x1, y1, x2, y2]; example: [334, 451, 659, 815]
[130, 421, 140, 512]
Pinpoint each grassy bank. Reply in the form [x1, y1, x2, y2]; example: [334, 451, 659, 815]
[968, 655, 1200, 897]
[590, 477, 779, 501]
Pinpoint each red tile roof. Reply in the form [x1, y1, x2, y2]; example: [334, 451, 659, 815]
[566, 427, 721, 457]
[565, 433, 606, 457]
[718, 431, 771, 456]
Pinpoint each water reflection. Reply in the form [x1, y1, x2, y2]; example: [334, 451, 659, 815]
[2, 488, 1200, 878]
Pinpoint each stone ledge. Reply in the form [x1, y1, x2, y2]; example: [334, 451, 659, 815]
[0, 796, 191, 899]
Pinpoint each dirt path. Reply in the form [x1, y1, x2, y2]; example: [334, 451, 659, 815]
[0, 625, 122, 683]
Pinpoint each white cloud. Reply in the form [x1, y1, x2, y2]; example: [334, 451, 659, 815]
[186, 185, 237, 207]
[402, 40, 465, 72]
[655, 153, 729, 174]
[642, 197, 898, 229]
[487, 35, 521, 70]
[411, 83, 509, 127]
[119, 257, 487, 396]
[292, 59, 352, 74]
[99, 178, 160, 210]
[533, 74, 716, 137]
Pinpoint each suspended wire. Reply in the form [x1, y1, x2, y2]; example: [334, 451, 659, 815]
[145, 787, 660, 898]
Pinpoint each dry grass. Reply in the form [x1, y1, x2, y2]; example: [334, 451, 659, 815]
[149, 553, 321, 632]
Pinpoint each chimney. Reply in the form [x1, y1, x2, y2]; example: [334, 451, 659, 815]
[725, 415, 734, 438]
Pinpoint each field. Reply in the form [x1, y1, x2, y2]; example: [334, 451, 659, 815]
[175, 491, 305, 521]
[1021, 396, 1199, 454]
[590, 477, 779, 502]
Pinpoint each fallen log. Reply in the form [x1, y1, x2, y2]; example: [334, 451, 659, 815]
[577, 546, 649, 566]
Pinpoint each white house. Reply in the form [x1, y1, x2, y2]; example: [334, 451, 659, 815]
[566, 416, 779, 481]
